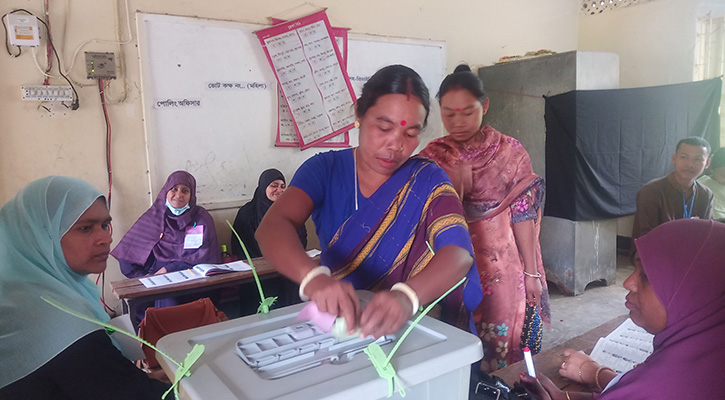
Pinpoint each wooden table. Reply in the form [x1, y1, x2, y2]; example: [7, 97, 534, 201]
[492, 314, 629, 392]
[111, 257, 310, 330]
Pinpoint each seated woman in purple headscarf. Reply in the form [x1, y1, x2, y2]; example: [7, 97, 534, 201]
[111, 171, 221, 325]
[519, 219, 725, 400]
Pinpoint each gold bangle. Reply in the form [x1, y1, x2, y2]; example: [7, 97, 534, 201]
[565, 391, 571, 400]
[595, 365, 615, 392]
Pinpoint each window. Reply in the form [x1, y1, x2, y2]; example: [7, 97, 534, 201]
[695, 15, 725, 145]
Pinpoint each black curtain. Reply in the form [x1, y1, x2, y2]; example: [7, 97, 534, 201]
[544, 78, 721, 221]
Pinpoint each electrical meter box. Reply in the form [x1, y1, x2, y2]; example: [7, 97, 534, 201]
[85, 52, 116, 79]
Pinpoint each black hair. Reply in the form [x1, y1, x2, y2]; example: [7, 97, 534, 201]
[709, 147, 725, 170]
[436, 64, 486, 104]
[356, 64, 430, 127]
[676, 136, 711, 155]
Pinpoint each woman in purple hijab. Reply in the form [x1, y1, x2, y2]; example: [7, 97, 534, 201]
[111, 171, 220, 325]
[519, 219, 725, 400]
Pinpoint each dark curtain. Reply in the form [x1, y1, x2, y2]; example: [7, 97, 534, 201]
[544, 77, 721, 221]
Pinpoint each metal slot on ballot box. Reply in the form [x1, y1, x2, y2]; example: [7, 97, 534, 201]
[235, 321, 395, 379]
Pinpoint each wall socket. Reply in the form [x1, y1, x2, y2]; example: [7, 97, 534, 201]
[21, 85, 73, 101]
[85, 52, 117, 80]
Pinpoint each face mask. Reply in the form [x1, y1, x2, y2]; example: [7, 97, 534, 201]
[166, 200, 190, 216]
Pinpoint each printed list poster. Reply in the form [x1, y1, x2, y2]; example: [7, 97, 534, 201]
[256, 11, 356, 150]
[275, 24, 350, 148]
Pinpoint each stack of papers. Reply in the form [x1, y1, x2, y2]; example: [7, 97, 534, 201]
[589, 318, 654, 374]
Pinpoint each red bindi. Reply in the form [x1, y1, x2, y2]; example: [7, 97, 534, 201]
[400, 120, 407, 126]
[456, 108, 461, 112]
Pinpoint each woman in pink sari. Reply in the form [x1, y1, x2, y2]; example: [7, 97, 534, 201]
[420, 65, 550, 372]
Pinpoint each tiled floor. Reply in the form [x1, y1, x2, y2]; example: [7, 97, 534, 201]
[542, 254, 634, 350]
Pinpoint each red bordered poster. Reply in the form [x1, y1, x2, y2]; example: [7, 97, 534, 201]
[256, 11, 356, 150]
[274, 22, 350, 148]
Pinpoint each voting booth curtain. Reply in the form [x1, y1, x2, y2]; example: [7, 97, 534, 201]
[544, 78, 722, 221]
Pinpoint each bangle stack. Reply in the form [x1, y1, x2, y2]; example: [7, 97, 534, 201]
[523, 271, 542, 278]
[390, 282, 419, 317]
[595, 365, 615, 392]
[298, 266, 331, 301]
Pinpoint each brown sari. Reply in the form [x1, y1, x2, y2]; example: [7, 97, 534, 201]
[420, 126, 550, 372]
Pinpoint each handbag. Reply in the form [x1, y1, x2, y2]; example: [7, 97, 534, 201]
[521, 302, 543, 354]
[469, 368, 533, 400]
[137, 297, 228, 369]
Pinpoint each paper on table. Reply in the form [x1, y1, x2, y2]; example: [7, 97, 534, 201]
[139, 260, 252, 288]
[589, 318, 654, 374]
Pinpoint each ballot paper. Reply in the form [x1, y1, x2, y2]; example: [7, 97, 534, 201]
[139, 260, 252, 288]
[589, 318, 654, 374]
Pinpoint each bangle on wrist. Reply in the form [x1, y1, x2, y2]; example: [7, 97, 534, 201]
[565, 391, 571, 400]
[298, 266, 331, 301]
[523, 271, 542, 278]
[390, 282, 419, 317]
[595, 365, 615, 392]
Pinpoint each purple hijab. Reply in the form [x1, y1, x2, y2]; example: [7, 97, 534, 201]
[600, 219, 725, 399]
[111, 171, 220, 267]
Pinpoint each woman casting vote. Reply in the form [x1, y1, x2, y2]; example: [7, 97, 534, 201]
[0, 176, 168, 399]
[519, 219, 725, 400]
[256, 65, 482, 338]
[111, 170, 221, 325]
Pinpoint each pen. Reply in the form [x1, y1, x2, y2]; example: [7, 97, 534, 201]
[523, 347, 536, 377]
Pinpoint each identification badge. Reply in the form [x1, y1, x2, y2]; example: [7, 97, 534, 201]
[184, 225, 204, 249]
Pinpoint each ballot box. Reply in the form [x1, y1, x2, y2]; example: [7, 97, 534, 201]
[156, 291, 482, 400]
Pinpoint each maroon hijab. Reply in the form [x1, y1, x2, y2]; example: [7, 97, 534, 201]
[111, 171, 220, 266]
[600, 219, 725, 399]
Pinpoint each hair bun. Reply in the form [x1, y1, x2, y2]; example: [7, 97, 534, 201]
[453, 64, 472, 73]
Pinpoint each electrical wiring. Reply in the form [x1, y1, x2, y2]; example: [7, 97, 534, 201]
[34, 16, 79, 109]
[98, 79, 113, 209]
[42, 0, 51, 85]
[95, 268, 117, 316]
[31, 44, 61, 79]
[96, 78, 116, 317]
[64, 0, 132, 75]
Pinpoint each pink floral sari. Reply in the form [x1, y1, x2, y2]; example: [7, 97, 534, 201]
[420, 126, 550, 372]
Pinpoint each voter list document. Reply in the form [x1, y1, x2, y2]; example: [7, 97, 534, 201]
[590, 318, 654, 373]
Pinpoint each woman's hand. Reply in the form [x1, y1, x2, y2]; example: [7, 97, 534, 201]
[359, 290, 413, 339]
[154, 267, 168, 275]
[519, 373, 567, 400]
[524, 274, 543, 308]
[304, 274, 361, 333]
[559, 349, 598, 384]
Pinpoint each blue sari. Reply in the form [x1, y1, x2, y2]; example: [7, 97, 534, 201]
[320, 156, 482, 332]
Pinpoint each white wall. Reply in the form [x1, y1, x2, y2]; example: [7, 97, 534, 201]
[0, 0, 578, 312]
[578, 0, 720, 88]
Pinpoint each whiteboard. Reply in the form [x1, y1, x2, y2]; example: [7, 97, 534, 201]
[137, 13, 446, 208]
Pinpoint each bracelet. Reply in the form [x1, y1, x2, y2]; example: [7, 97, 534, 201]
[390, 282, 419, 317]
[298, 266, 331, 301]
[523, 271, 542, 278]
[595, 365, 615, 392]
[565, 391, 571, 400]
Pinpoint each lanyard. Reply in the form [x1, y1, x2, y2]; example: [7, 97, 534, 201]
[682, 189, 696, 219]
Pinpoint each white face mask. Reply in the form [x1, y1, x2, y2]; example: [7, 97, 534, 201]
[165, 200, 190, 216]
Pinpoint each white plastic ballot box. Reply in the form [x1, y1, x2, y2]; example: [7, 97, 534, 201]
[156, 291, 483, 400]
